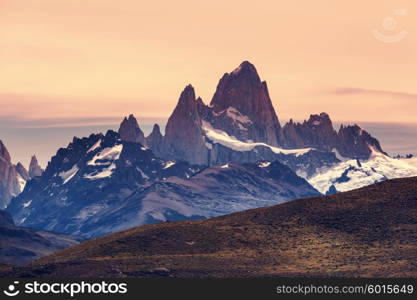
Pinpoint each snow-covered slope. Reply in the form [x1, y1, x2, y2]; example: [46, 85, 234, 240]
[202, 121, 312, 157]
[308, 149, 417, 194]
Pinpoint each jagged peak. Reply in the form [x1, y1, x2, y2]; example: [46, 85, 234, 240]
[307, 112, 331, 121]
[120, 114, 139, 127]
[338, 123, 363, 133]
[196, 96, 204, 105]
[15, 162, 30, 181]
[15, 162, 25, 169]
[178, 84, 197, 105]
[0, 140, 11, 162]
[148, 123, 163, 138]
[231, 60, 257, 74]
[225, 60, 261, 83]
[151, 123, 161, 133]
[29, 155, 44, 178]
[305, 112, 333, 127]
[30, 155, 39, 164]
[118, 114, 146, 144]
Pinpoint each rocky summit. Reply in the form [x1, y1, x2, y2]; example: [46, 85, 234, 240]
[146, 124, 164, 157]
[0, 140, 31, 208]
[209, 61, 282, 146]
[28, 155, 44, 178]
[163, 85, 209, 165]
[118, 114, 147, 145]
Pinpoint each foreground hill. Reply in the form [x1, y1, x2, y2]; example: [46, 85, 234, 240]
[3, 177, 417, 278]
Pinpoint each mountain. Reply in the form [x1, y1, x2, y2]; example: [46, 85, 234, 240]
[0, 140, 29, 208]
[5, 177, 417, 278]
[281, 113, 338, 151]
[0, 209, 79, 265]
[155, 63, 340, 176]
[148, 61, 387, 182]
[337, 124, 386, 159]
[281, 113, 386, 159]
[163, 85, 209, 165]
[6, 128, 202, 238]
[146, 124, 164, 157]
[118, 114, 147, 145]
[7, 118, 318, 238]
[28, 155, 44, 178]
[209, 61, 281, 146]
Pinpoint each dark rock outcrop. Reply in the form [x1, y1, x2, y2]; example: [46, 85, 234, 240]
[281, 113, 338, 151]
[337, 125, 386, 159]
[281, 113, 386, 159]
[118, 114, 147, 145]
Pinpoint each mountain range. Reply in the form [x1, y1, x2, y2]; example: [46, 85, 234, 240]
[2, 60, 417, 243]
[6, 128, 318, 238]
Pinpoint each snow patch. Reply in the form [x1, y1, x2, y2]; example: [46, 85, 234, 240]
[138, 192, 203, 224]
[22, 200, 32, 208]
[87, 144, 123, 166]
[202, 121, 312, 157]
[309, 148, 417, 194]
[136, 167, 149, 179]
[17, 174, 26, 192]
[59, 164, 79, 184]
[84, 163, 116, 180]
[259, 162, 271, 168]
[226, 107, 252, 124]
[87, 139, 101, 153]
[221, 163, 229, 168]
[76, 205, 105, 220]
[163, 161, 176, 169]
[332, 148, 349, 162]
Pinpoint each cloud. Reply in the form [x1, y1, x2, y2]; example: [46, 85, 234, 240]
[330, 87, 417, 100]
[0, 92, 169, 126]
[0, 114, 166, 129]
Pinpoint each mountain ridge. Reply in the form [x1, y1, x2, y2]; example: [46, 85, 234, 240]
[7, 125, 318, 239]
[146, 61, 387, 168]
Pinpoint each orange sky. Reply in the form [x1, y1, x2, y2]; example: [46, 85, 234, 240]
[1, 0, 417, 127]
